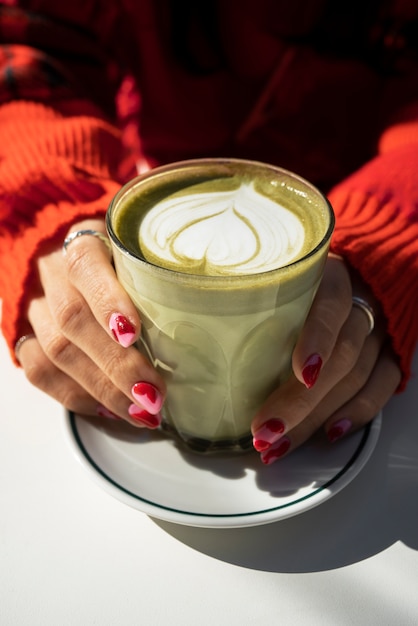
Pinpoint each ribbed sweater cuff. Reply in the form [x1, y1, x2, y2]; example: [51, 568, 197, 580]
[0, 100, 125, 364]
[0, 178, 121, 366]
[329, 188, 418, 391]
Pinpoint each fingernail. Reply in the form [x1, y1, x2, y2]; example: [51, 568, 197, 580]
[128, 404, 161, 429]
[327, 418, 352, 443]
[302, 353, 323, 389]
[109, 313, 136, 348]
[260, 437, 291, 465]
[253, 418, 286, 452]
[131, 381, 163, 414]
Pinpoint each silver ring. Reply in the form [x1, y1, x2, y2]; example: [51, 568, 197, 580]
[352, 296, 375, 335]
[63, 229, 112, 255]
[14, 333, 36, 361]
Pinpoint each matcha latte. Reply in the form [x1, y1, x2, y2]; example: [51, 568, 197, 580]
[107, 159, 334, 453]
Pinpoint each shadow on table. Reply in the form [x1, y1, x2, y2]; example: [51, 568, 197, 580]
[154, 388, 418, 573]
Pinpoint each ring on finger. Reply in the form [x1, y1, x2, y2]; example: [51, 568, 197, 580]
[63, 229, 112, 256]
[14, 333, 37, 362]
[352, 296, 375, 336]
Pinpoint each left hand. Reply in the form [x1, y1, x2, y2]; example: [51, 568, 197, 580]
[16, 218, 166, 427]
[251, 254, 402, 464]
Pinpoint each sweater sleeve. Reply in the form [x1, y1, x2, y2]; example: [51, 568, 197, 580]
[0, 102, 125, 365]
[0, 5, 128, 364]
[329, 109, 418, 390]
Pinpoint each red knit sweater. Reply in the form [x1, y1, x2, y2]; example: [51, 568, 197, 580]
[1, 1, 418, 388]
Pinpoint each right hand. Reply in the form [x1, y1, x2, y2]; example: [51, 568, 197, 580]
[251, 255, 401, 464]
[15, 217, 166, 428]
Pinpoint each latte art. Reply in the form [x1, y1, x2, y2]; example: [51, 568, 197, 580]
[139, 182, 305, 275]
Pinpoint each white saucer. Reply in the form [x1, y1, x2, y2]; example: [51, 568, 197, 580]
[65, 411, 382, 528]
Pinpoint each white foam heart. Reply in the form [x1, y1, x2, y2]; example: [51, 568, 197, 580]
[139, 182, 305, 275]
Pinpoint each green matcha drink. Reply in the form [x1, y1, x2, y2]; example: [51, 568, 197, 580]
[106, 159, 334, 453]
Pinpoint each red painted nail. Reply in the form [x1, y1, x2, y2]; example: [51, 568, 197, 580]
[253, 439, 271, 452]
[109, 313, 136, 348]
[260, 437, 291, 465]
[302, 353, 323, 389]
[128, 404, 161, 429]
[253, 418, 286, 451]
[131, 381, 163, 414]
[327, 418, 352, 443]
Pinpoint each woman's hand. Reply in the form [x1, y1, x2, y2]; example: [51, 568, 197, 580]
[16, 218, 166, 428]
[251, 254, 402, 464]
[17, 230, 401, 461]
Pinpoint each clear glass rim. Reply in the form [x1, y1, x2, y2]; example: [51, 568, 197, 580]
[106, 157, 335, 284]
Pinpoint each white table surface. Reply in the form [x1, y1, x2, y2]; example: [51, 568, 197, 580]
[1, 331, 418, 626]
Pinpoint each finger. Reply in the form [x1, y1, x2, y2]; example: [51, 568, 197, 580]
[27, 294, 163, 427]
[37, 248, 165, 403]
[251, 304, 386, 455]
[60, 219, 141, 347]
[305, 323, 387, 428]
[253, 302, 379, 433]
[256, 336, 395, 466]
[17, 334, 150, 427]
[14, 333, 37, 364]
[261, 329, 390, 461]
[324, 343, 401, 442]
[275, 341, 400, 461]
[292, 255, 352, 388]
[16, 333, 100, 415]
[58, 221, 166, 409]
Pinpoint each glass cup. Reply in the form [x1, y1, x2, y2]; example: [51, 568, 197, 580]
[106, 158, 334, 454]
